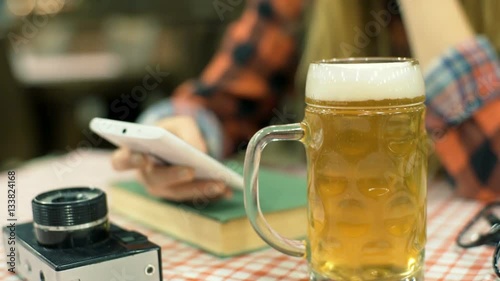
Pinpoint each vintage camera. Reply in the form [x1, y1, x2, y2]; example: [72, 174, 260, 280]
[2, 187, 162, 281]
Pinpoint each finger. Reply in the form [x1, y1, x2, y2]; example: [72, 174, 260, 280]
[111, 148, 147, 171]
[148, 180, 231, 203]
[138, 165, 195, 191]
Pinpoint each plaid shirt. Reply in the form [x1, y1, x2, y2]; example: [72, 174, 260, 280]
[425, 36, 500, 201]
[139, 2, 500, 201]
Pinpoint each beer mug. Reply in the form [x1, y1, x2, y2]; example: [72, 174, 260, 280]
[244, 58, 427, 281]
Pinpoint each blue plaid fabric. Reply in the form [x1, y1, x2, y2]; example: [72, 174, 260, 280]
[424, 36, 500, 201]
[425, 36, 500, 129]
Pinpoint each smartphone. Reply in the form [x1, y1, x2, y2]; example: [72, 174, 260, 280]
[89, 117, 244, 190]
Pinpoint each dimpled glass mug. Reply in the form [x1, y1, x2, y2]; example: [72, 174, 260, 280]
[243, 58, 428, 281]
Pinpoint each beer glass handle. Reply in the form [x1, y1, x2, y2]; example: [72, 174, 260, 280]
[243, 123, 306, 257]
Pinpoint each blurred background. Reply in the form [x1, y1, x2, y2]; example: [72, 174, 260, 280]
[0, 0, 244, 167]
[0, 0, 498, 167]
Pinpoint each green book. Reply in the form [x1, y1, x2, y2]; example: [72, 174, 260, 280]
[108, 162, 308, 257]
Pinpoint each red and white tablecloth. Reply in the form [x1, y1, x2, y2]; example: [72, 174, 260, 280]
[0, 150, 497, 280]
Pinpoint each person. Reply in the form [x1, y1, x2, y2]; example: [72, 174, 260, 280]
[399, 0, 500, 201]
[111, 0, 500, 203]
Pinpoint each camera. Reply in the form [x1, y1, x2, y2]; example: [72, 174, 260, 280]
[2, 187, 163, 281]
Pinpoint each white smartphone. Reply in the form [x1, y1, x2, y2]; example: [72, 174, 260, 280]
[89, 117, 244, 190]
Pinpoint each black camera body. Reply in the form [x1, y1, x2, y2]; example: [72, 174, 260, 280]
[2, 187, 162, 281]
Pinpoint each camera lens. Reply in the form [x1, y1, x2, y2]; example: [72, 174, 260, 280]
[32, 187, 109, 248]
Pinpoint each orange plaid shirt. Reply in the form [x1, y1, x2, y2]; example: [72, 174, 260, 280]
[169, 0, 305, 155]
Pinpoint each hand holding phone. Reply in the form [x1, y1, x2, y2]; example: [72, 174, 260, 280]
[90, 117, 242, 202]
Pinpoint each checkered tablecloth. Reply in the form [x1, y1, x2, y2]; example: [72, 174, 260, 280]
[0, 150, 497, 280]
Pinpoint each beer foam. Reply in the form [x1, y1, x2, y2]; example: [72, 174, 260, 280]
[306, 61, 425, 101]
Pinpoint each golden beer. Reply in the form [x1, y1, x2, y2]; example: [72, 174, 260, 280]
[304, 97, 427, 280]
[244, 58, 427, 281]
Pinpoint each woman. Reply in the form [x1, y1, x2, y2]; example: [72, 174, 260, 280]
[111, 0, 500, 202]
